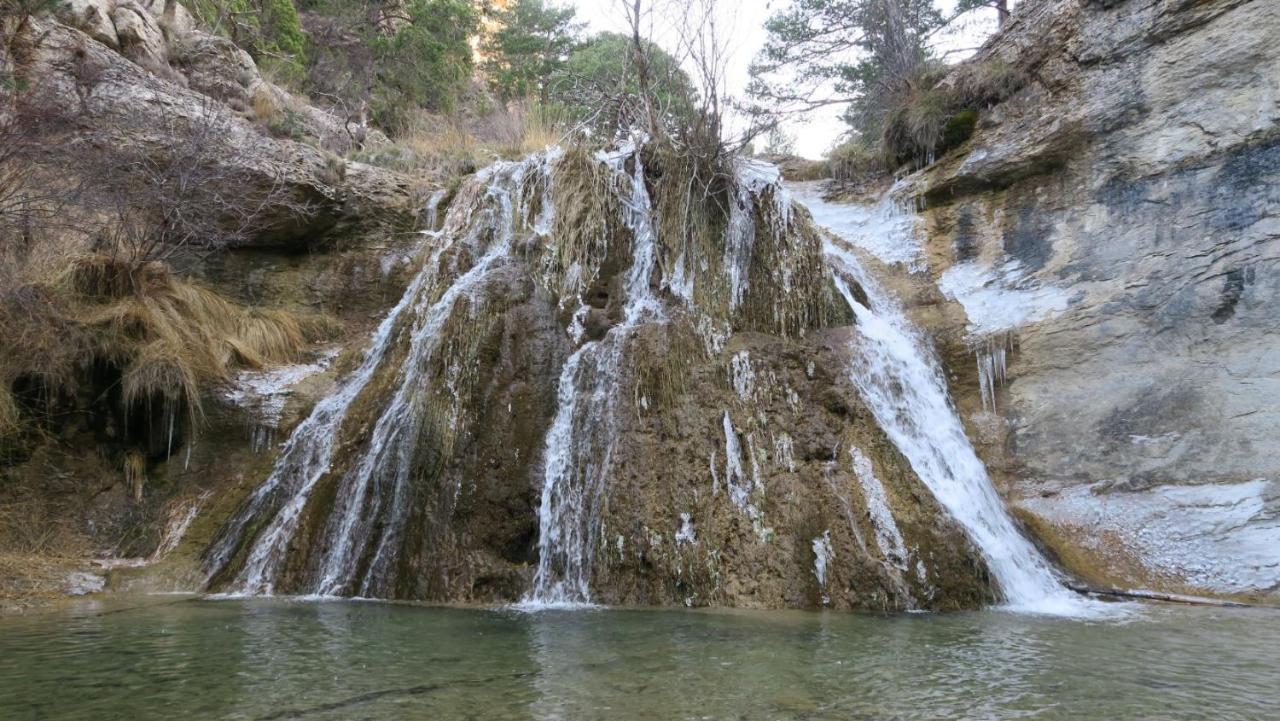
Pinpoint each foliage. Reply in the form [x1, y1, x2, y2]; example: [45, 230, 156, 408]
[750, 0, 941, 137]
[879, 58, 1024, 166]
[368, 0, 479, 126]
[750, 0, 1017, 167]
[187, 0, 308, 84]
[482, 0, 582, 103]
[761, 127, 796, 156]
[547, 32, 696, 139]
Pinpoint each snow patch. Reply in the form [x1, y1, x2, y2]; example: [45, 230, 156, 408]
[937, 260, 1070, 337]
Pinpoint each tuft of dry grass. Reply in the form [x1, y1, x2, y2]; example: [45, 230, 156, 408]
[0, 391, 18, 440]
[124, 450, 147, 503]
[250, 82, 278, 123]
[353, 102, 568, 181]
[2, 253, 331, 449]
[880, 58, 1028, 169]
[541, 145, 623, 299]
[68, 255, 326, 424]
[825, 141, 881, 184]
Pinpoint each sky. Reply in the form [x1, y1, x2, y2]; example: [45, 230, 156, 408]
[566, 0, 1006, 159]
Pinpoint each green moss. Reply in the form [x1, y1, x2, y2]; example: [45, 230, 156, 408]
[940, 109, 978, 153]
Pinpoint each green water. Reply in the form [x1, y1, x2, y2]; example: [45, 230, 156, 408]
[1, 598, 1276, 720]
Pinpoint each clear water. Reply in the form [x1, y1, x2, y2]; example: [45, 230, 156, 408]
[1, 599, 1277, 720]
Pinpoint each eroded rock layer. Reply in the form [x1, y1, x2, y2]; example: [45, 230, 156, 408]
[901, 0, 1279, 599]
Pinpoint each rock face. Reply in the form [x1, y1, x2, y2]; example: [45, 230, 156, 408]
[902, 0, 1280, 599]
[200, 148, 995, 611]
[0, 6, 422, 605]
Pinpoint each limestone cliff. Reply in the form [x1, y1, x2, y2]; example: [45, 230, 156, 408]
[898, 0, 1279, 600]
[0, 3, 420, 604]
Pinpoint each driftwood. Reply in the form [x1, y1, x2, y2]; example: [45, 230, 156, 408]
[1067, 583, 1253, 608]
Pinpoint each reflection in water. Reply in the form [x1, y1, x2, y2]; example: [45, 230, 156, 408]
[0, 599, 1277, 720]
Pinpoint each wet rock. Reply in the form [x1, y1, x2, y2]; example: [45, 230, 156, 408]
[63, 571, 106, 596]
[904, 0, 1280, 599]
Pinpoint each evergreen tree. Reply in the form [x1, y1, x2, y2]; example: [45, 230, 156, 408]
[370, 0, 479, 124]
[548, 32, 696, 137]
[482, 0, 583, 103]
[748, 0, 1007, 144]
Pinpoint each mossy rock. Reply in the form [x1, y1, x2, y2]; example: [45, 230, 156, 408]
[939, 109, 979, 155]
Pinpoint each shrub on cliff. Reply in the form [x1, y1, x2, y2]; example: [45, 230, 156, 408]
[187, 0, 308, 85]
[880, 58, 1025, 167]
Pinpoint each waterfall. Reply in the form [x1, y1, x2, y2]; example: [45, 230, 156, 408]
[797, 188, 1092, 615]
[203, 151, 559, 596]
[523, 139, 664, 607]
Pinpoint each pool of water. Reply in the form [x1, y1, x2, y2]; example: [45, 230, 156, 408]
[1, 598, 1276, 720]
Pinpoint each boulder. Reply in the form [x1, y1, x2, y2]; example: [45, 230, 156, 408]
[111, 1, 167, 65]
[141, 0, 196, 37]
[58, 0, 119, 49]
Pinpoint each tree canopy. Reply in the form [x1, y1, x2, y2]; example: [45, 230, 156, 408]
[748, 0, 1007, 147]
[548, 32, 697, 139]
[482, 0, 583, 103]
[370, 0, 479, 123]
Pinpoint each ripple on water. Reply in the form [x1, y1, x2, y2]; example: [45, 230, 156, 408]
[0, 599, 1276, 721]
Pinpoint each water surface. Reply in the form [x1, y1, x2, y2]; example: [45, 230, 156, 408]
[1, 599, 1276, 720]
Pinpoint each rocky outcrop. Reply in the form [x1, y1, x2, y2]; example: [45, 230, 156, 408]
[199, 150, 995, 611]
[901, 0, 1279, 600]
[15, 11, 412, 249]
[0, 5, 423, 607]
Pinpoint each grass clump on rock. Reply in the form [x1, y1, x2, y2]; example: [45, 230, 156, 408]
[1, 254, 333, 462]
[881, 59, 1027, 169]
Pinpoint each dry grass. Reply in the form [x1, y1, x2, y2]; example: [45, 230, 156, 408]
[124, 450, 147, 502]
[0, 497, 89, 559]
[354, 102, 568, 181]
[825, 141, 881, 184]
[250, 82, 278, 123]
[880, 58, 1027, 168]
[0, 391, 17, 438]
[1, 253, 332, 448]
[541, 146, 623, 299]
[66, 255, 327, 423]
[782, 159, 828, 182]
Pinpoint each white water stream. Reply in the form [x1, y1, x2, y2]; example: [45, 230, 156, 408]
[205, 152, 559, 595]
[524, 139, 664, 607]
[208, 153, 1102, 615]
[794, 185, 1096, 615]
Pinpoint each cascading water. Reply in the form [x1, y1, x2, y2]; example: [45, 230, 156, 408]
[796, 188, 1093, 615]
[205, 141, 1093, 613]
[523, 139, 664, 607]
[203, 151, 560, 596]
